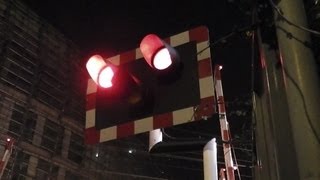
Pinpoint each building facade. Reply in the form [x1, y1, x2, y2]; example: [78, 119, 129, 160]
[0, 0, 91, 179]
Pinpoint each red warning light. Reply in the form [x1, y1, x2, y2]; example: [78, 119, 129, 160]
[86, 55, 117, 88]
[153, 48, 172, 70]
[98, 66, 114, 88]
[140, 34, 178, 71]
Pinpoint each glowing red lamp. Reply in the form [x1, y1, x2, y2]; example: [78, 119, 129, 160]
[140, 34, 179, 70]
[86, 55, 117, 88]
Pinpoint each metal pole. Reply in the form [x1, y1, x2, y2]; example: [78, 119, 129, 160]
[203, 138, 218, 180]
[0, 138, 14, 178]
[149, 129, 163, 152]
[214, 65, 235, 180]
[273, 0, 320, 179]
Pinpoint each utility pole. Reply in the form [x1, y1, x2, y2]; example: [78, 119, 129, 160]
[273, 0, 320, 179]
[254, 0, 320, 179]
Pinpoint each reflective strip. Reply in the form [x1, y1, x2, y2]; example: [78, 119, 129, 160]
[197, 41, 210, 61]
[135, 48, 143, 59]
[85, 109, 96, 128]
[100, 126, 117, 142]
[199, 76, 214, 98]
[87, 79, 97, 94]
[108, 55, 120, 65]
[173, 107, 195, 125]
[170, 31, 190, 47]
[134, 117, 153, 134]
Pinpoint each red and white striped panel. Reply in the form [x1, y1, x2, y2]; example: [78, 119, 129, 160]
[214, 65, 235, 180]
[85, 26, 215, 144]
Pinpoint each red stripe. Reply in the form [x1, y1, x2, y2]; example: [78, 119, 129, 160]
[217, 96, 226, 113]
[84, 127, 100, 144]
[117, 122, 134, 138]
[120, 50, 136, 64]
[189, 26, 209, 43]
[227, 167, 235, 180]
[194, 96, 216, 120]
[86, 93, 96, 110]
[198, 58, 212, 78]
[214, 65, 222, 80]
[153, 113, 173, 129]
[222, 130, 230, 148]
[222, 130, 230, 141]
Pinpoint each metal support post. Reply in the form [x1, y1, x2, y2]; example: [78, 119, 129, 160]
[273, 0, 320, 179]
[203, 138, 218, 180]
[149, 129, 163, 152]
[214, 65, 235, 180]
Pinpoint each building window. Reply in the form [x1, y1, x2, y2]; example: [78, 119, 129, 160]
[41, 119, 63, 154]
[65, 170, 81, 180]
[35, 158, 59, 180]
[8, 104, 37, 142]
[68, 133, 85, 164]
[11, 151, 30, 180]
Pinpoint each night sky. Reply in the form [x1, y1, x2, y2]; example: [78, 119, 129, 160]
[19, 0, 254, 178]
[22, 0, 253, 96]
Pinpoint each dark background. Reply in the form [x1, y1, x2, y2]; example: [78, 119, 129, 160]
[21, 0, 254, 96]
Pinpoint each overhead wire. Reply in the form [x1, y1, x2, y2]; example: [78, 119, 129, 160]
[268, 0, 320, 144]
[268, 0, 320, 36]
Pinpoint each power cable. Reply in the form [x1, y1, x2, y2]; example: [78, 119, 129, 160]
[281, 66, 320, 144]
[197, 24, 258, 56]
[268, 0, 320, 36]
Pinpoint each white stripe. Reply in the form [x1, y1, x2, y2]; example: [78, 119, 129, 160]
[108, 55, 120, 65]
[170, 31, 190, 47]
[134, 117, 153, 134]
[85, 109, 96, 128]
[197, 41, 210, 61]
[199, 76, 214, 98]
[100, 126, 117, 142]
[87, 79, 97, 94]
[215, 80, 224, 97]
[173, 107, 195, 125]
[135, 48, 143, 59]
[219, 120, 229, 131]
